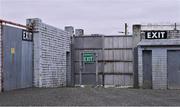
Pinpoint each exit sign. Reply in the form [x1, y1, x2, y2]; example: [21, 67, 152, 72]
[83, 53, 94, 63]
[22, 30, 33, 41]
[145, 31, 167, 39]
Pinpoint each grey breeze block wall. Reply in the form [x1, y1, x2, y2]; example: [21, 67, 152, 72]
[138, 48, 167, 89]
[133, 24, 180, 89]
[26, 18, 71, 87]
[138, 46, 180, 89]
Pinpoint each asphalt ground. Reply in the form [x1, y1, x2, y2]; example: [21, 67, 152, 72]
[0, 87, 180, 106]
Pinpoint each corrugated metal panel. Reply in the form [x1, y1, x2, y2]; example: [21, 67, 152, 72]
[104, 63, 114, 73]
[104, 62, 133, 73]
[3, 25, 22, 90]
[74, 62, 103, 74]
[105, 75, 133, 86]
[74, 52, 97, 85]
[74, 50, 103, 61]
[104, 36, 132, 48]
[114, 62, 133, 73]
[124, 75, 133, 86]
[104, 75, 114, 85]
[73, 35, 133, 87]
[104, 50, 113, 60]
[104, 37, 113, 48]
[74, 36, 102, 49]
[104, 50, 132, 61]
[2, 25, 33, 91]
[127, 37, 133, 48]
[103, 36, 133, 86]
[21, 41, 33, 88]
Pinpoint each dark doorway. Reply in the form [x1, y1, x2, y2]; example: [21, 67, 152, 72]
[66, 52, 71, 86]
[168, 50, 180, 89]
[142, 50, 152, 89]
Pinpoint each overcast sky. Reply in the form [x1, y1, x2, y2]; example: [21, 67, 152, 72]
[0, 0, 180, 34]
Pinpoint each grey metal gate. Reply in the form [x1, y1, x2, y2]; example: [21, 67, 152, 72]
[168, 50, 180, 89]
[2, 25, 33, 91]
[73, 35, 133, 87]
[142, 50, 152, 89]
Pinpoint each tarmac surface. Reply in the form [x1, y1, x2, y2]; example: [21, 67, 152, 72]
[0, 87, 180, 106]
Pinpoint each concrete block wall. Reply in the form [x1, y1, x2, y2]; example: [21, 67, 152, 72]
[141, 25, 180, 39]
[137, 47, 143, 87]
[64, 26, 74, 86]
[152, 49, 167, 89]
[134, 24, 180, 89]
[27, 18, 70, 87]
[138, 47, 167, 89]
[132, 25, 141, 48]
[133, 24, 180, 47]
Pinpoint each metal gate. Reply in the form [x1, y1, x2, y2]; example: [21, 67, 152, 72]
[168, 50, 180, 89]
[2, 25, 33, 91]
[73, 35, 133, 87]
[142, 50, 152, 89]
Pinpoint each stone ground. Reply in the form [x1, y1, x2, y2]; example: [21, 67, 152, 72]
[0, 87, 180, 106]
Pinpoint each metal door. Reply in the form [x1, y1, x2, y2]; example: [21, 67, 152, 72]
[79, 52, 97, 86]
[82, 63, 96, 85]
[168, 50, 180, 89]
[142, 50, 152, 89]
[21, 40, 33, 88]
[2, 25, 33, 91]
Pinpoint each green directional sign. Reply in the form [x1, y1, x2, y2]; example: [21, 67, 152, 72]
[83, 53, 94, 63]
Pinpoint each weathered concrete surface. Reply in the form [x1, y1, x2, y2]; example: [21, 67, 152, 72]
[26, 18, 71, 87]
[0, 88, 180, 106]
